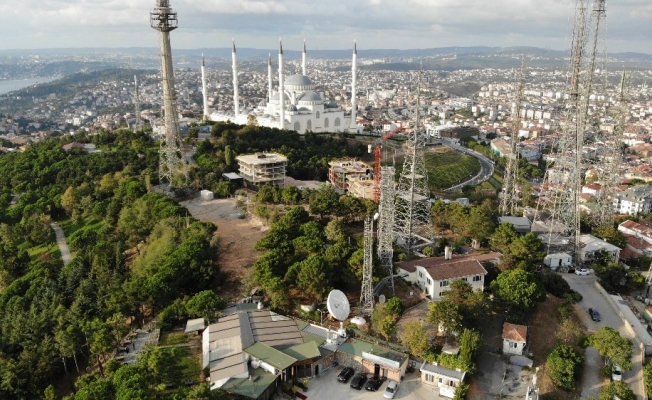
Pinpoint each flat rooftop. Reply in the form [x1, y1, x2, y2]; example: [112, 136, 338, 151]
[237, 153, 287, 165]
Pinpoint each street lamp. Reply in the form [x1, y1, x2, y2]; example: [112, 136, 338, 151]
[317, 309, 325, 325]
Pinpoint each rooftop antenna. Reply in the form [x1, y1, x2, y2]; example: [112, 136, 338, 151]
[326, 290, 351, 322]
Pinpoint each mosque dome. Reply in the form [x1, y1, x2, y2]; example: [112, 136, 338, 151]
[287, 104, 298, 112]
[297, 91, 323, 104]
[284, 74, 315, 91]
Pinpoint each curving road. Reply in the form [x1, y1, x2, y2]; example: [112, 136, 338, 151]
[440, 138, 495, 192]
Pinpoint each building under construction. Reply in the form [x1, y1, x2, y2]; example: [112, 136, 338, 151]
[236, 153, 288, 188]
[328, 159, 373, 195]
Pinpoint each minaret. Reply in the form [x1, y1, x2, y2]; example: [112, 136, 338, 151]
[302, 39, 307, 76]
[268, 53, 273, 102]
[350, 40, 358, 131]
[232, 40, 240, 119]
[278, 39, 285, 130]
[201, 53, 209, 120]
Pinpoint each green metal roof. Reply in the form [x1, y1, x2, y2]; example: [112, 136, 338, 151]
[300, 331, 326, 346]
[295, 319, 310, 331]
[280, 341, 321, 361]
[337, 338, 374, 357]
[245, 342, 297, 370]
[221, 367, 277, 399]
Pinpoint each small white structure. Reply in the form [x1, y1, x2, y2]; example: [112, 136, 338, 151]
[543, 253, 572, 270]
[502, 322, 528, 356]
[578, 234, 621, 264]
[420, 361, 466, 398]
[498, 216, 532, 234]
[200, 190, 214, 200]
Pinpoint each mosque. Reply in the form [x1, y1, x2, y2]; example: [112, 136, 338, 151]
[205, 40, 361, 133]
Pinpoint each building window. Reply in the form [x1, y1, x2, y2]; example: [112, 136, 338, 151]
[440, 280, 449, 287]
[324, 118, 329, 128]
[473, 275, 482, 282]
[307, 120, 312, 131]
[294, 122, 300, 131]
[316, 111, 320, 119]
[425, 374, 434, 382]
[462, 277, 467, 281]
[427, 278, 431, 285]
[335, 117, 341, 127]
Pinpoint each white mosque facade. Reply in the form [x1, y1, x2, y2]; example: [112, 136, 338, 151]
[206, 40, 361, 134]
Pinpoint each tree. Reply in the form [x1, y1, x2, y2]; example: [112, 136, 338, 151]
[385, 297, 405, 317]
[400, 321, 431, 358]
[295, 256, 331, 302]
[506, 233, 545, 272]
[599, 381, 635, 400]
[593, 225, 627, 249]
[490, 223, 518, 253]
[555, 318, 582, 345]
[186, 290, 224, 322]
[490, 269, 545, 319]
[643, 361, 652, 397]
[546, 344, 583, 391]
[375, 315, 397, 341]
[589, 327, 633, 371]
[427, 298, 463, 335]
[309, 185, 341, 219]
[467, 207, 495, 242]
[324, 219, 349, 243]
[458, 329, 482, 367]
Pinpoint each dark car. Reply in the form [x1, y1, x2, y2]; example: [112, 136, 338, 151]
[589, 308, 601, 322]
[350, 373, 368, 390]
[365, 376, 384, 391]
[337, 367, 355, 383]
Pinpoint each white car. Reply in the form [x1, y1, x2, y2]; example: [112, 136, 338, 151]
[384, 380, 399, 399]
[612, 365, 622, 381]
[575, 268, 590, 276]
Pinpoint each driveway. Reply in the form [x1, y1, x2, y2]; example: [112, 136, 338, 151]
[307, 366, 445, 400]
[563, 273, 645, 399]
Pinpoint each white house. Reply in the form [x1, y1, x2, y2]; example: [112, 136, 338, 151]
[578, 234, 621, 264]
[420, 362, 466, 398]
[544, 253, 572, 270]
[398, 252, 499, 301]
[613, 185, 652, 215]
[502, 322, 528, 356]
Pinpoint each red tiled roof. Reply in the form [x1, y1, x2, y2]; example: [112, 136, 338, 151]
[620, 248, 640, 260]
[502, 322, 527, 342]
[398, 252, 499, 276]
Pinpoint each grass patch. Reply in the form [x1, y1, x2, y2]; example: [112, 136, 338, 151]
[173, 347, 201, 382]
[26, 242, 60, 260]
[60, 218, 104, 237]
[159, 331, 190, 346]
[424, 147, 481, 190]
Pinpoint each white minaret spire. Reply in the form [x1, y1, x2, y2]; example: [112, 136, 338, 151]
[278, 39, 285, 130]
[302, 39, 307, 76]
[201, 53, 209, 120]
[232, 39, 240, 119]
[350, 40, 358, 131]
[268, 53, 273, 102]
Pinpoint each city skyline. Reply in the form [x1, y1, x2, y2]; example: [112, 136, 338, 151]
[0, 0, 650, 53]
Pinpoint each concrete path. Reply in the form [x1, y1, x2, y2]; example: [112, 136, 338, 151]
[50, 223, 72, 266]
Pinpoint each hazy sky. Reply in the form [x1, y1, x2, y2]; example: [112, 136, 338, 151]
[0, 0, 650, 53]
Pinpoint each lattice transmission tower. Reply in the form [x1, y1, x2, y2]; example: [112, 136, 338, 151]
[500, 60, 526, 217]
[535, 0, 590, 259]
[394, 72, 431, 257]
[150, 0, 187, 187]
[360, 215, 375, 316]
[134, 75, 142, 131]
[377, 166, 396, 295]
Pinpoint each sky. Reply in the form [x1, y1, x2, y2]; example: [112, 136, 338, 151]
[0, 0, 650, 54]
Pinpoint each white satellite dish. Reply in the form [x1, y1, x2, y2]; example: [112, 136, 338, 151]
[327, 290, 351, 321]
[379, 294, 386, 304]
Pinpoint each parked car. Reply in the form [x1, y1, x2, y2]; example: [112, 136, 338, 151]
[337, 367, 355, 383]
[384, 380, 399, 399]
[350, 373, 368, 390]
[575, 268, 590, 276]
[612, 365, 622, 381]
[365, 376, 384, 391]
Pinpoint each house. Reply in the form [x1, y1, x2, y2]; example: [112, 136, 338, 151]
[398, 252, 500, 300]
[498, 216, 532, 234]
[579, 234, 621, 264]
[420, 361, 466, 398]
[502, 323, 528, 356]
[336, 337, 408, 382]
[613, 185, 652, 215]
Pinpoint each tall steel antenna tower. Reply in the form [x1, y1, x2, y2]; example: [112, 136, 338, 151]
[360, 214, 375, 316]
[500, 60, 526, 217]
[134, 75, 141, 131]
[377, 166, 396, 295]
[536, 0, 590, 260]
[394, 70, 431, 257]
[150, 0, 187, 187]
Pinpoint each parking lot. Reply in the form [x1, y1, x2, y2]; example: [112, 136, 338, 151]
[305, 365, 449, 400]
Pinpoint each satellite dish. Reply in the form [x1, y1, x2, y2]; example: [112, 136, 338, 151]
[379, 294, 386, 304]
[327, 290, 350, 321]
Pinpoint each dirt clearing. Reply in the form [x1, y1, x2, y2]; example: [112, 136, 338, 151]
[181, 197, 266, 301]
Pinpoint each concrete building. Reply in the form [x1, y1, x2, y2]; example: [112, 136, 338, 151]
[543, 253, 572, 270]
[419, 362, 466, 398]
[613, 185, 652, 215]
[398, 252, 499, 301]
[347, 177, 375, 200]
[328, 159, 372, 194]
[502, 322, 528, 356]
[236, 153, 288, 188]
[498, 216, 532, 234]
[579, 234, 621, 264]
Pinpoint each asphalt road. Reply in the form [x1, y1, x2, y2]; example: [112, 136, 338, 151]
[441, 139, 495, 191]
[51, 223, 72, 266]
[563, 273, 645, 400]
